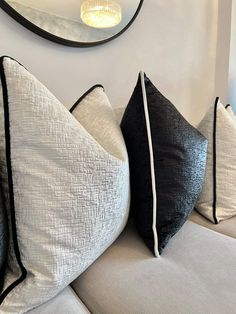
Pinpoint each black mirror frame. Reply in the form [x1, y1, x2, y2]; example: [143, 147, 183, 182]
[0, 0, 144, 47]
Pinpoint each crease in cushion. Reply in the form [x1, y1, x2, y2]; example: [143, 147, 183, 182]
[0, 56, 129, 313]
[121, 71, 208, 256]
[196, 97, 236, 223]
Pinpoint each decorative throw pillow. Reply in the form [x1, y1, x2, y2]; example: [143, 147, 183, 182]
[0, 56, 129, 313]
[121, 72, 207, 256]
[196, 97, 236, 223]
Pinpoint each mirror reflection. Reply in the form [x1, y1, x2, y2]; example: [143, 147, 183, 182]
[5, 0, 141, 43]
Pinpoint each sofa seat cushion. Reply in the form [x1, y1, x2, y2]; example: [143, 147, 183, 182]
[28, 287, 90, 314]
[190, 210, 236, 239]
[72, 221, 236, 314]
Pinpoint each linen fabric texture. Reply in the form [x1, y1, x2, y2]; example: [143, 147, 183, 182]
[121, 72, 207, 256]
[0, 56, 129, 313]
[196, 98, 236, 223]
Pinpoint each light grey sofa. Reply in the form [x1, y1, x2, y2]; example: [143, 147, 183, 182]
[28, 211, 236, 314]
[26, 108, 236, 314]
[28, 108, 236, 314]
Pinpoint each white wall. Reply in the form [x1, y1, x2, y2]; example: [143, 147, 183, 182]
[0, 0, 220, 125]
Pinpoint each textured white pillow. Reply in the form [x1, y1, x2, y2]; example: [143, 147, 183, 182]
[196, 97, 236, 223]
[0, 56, 129, 313]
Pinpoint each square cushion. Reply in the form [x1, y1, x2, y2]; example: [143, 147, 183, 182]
[196, 97, 236, 223]
[121, 72, 207, 256]
[0, 56, 129, 313]
[72, 220, 236, 314]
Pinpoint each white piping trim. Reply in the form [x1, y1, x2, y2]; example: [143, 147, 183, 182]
[140, 71, 159, 258]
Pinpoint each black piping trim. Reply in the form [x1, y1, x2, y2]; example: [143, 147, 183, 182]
[225, 104, 231, 109]
[0, 0, 144, 48]
[0, 55, 27, 70]
[0, 56, 27, 304]
[69, 84, 104, 113]
[212, 97, 219, 224]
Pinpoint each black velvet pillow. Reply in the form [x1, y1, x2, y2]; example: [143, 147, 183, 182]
[121, 72, 207, 256]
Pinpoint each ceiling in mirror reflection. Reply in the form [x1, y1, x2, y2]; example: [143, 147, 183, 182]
[6, 0, 141, 43]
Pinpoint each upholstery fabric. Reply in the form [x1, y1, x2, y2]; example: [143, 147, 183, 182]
[196, 98, 236, 223]
[190, 210, 236, 239]
[0, 80, 8, 292]
[28, 287, 90, 314]
[121, 72, 208, 256]
[0, 56, 129, 313]
[72, 220, 236, 314]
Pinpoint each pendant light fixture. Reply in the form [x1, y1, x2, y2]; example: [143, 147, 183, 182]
[81, 0, 122, 29]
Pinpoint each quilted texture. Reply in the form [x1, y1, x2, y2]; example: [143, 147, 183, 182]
[196, 98, 236, 223]
[0, 56, 129, 313]
[0, 84, 8, 292]
[121, 72, 208, 256]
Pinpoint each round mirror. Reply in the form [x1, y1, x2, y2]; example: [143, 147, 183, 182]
[0, 0, 144, 47]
